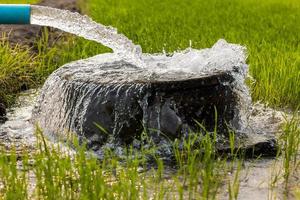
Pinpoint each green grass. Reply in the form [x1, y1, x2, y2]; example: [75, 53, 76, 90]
[0, 32, 57, 105]
[269, 114, 300, 199]
[277, 114, 300, 197]
[0, 127, 240, 199]
[0, 37, 36, 105]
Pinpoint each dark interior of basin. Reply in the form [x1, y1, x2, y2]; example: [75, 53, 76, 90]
[65, 71, 238, 150]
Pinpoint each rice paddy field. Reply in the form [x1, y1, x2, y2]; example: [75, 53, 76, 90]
[0, 0, 299, 199]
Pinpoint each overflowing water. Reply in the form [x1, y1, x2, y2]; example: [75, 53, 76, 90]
[0, 90, 37, 152]
[29, 5, 253, 134]
[29, 5, 271, 155]
[32, 40, 250, 139]
[0, 6, 286, 159]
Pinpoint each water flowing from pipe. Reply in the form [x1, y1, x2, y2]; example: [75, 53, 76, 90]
[30, 5, 144, 66]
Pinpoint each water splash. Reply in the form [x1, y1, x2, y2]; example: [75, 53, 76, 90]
[30, 5, 144, 66]
[31, 38, 253, 154]
[27, 6, 275, 157]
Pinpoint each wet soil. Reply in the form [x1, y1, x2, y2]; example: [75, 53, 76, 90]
[218, 159, 286, 200]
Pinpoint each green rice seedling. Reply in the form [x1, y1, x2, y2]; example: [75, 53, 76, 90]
[227, 160, 242, 200]
[110, 147, 142, 199]
[0, 147, 29, 200]
[268, 159, 282, 200]
[33, 127, 107, 200]
[226, 129, 244, 200]
[0, 35, 37, 105]
[34, 128, 68, 199]
[278, 114, 300, 196]
[171, 108, 244, 199]
[267, 111, 300, 199]
[173, 130, 228, 199]
[0, 123, 245, 199]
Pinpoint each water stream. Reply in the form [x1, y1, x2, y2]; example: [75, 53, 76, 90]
[30, 5, 144, 67]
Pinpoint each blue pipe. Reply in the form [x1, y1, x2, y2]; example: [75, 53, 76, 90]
[0, 4, 31, 24]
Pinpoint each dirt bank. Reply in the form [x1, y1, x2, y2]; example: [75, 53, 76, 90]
[0, 0, 78, 122]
